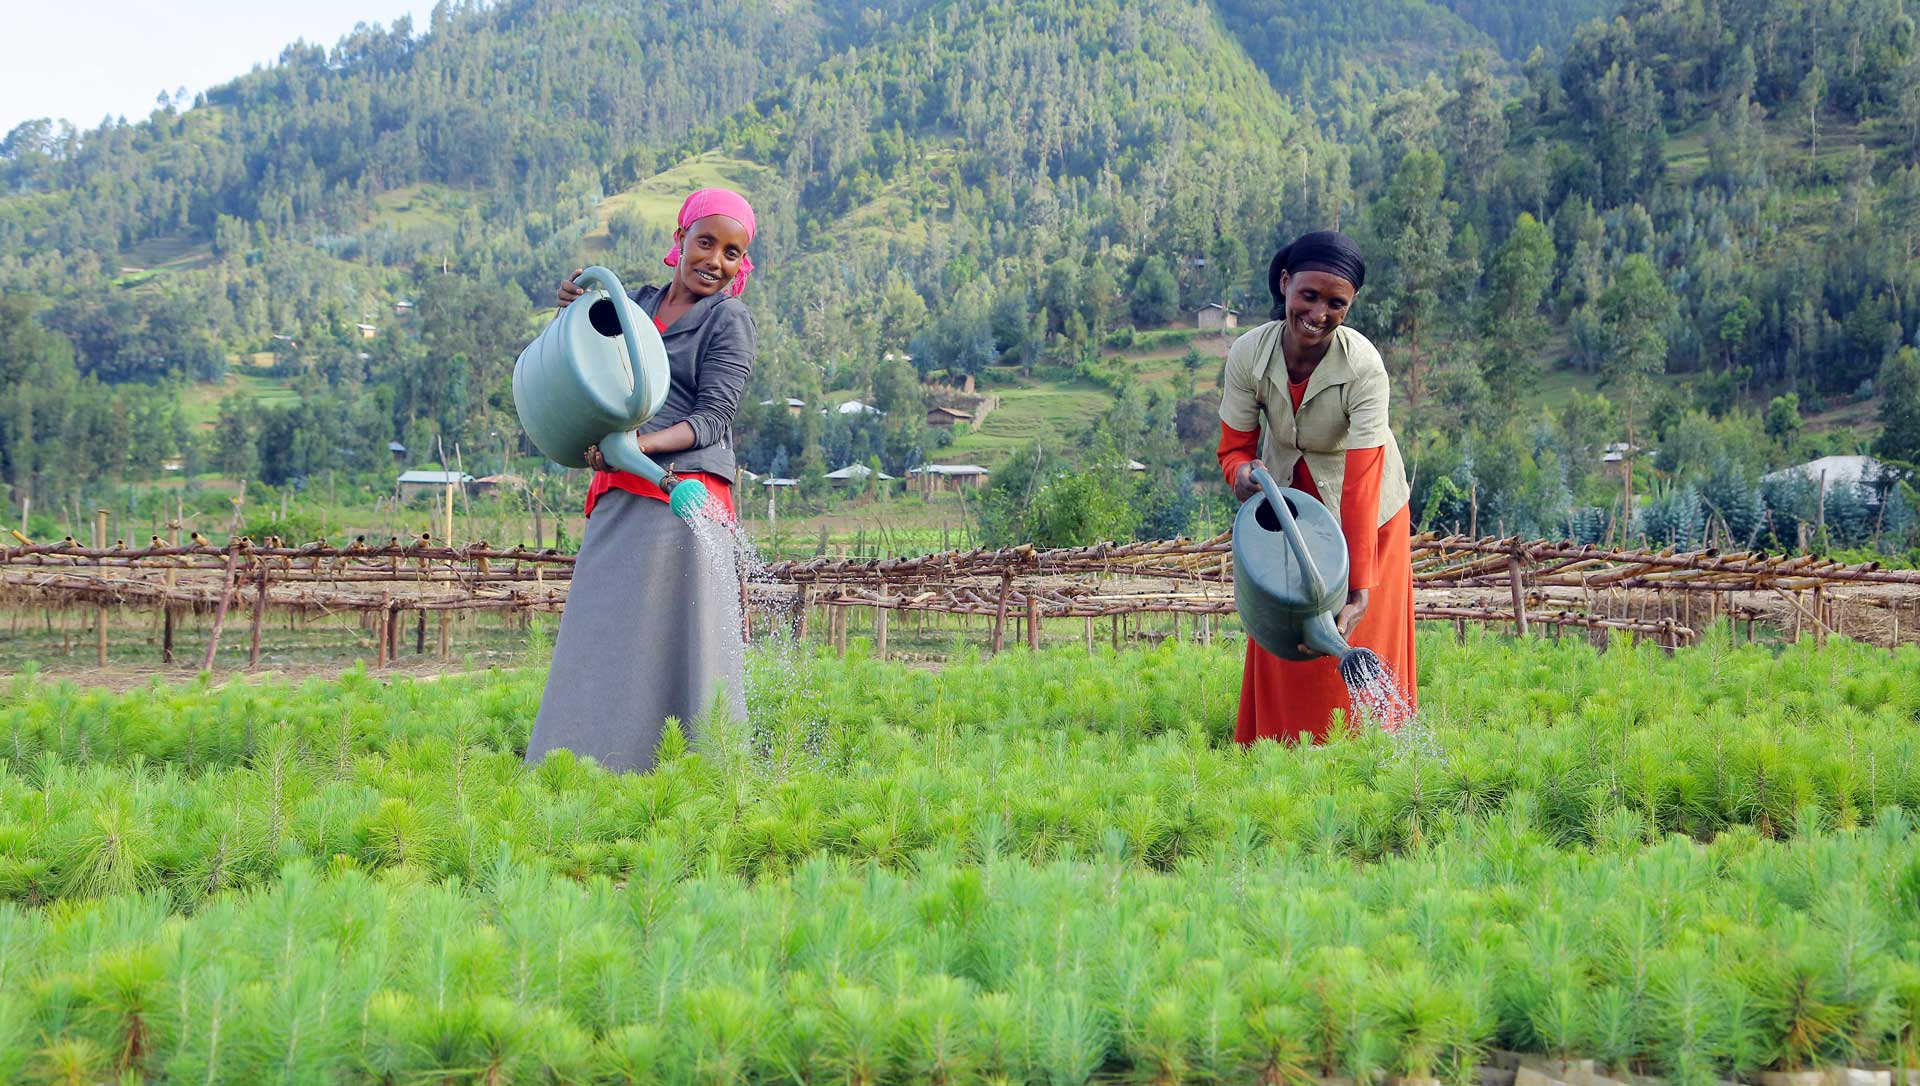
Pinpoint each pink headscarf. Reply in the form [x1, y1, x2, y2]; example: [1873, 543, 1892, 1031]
[663, 187, 757, 298]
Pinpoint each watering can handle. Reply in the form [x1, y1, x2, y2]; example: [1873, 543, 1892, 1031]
[572, 265, 654, 419]
[1250, 467, 1330, 603]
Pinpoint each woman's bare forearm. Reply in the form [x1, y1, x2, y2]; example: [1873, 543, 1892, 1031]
[636, 422, 697, 456]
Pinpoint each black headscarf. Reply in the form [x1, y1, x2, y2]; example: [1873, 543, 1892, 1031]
[1268, 230, 1367, 317]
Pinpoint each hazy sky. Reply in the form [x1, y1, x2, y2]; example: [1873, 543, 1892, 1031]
[1, 0, 435, 136]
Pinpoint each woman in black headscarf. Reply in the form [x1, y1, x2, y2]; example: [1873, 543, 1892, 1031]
[1215, 230, 1417, 743]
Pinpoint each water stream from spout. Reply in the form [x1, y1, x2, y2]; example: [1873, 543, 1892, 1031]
[1338, 647, 1438, 758]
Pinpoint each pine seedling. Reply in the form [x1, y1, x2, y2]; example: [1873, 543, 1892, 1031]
[656, 718, 690, 766]
[519, 1002, 595, 1086]
[0, 993, 27, 1085]
[79, 945, 163, 1077]
[460, 997, 552, 1086]
[1586, 984, 1643, 1073]
[1885, 962, 1920, 1078]
[1711, 967, 1771, 1080]
[1241, 997, 1313, 1086]
[1304, 946, 1371, 1078]
[819, 983, 894, 1086]
[1035, 979, 1107, 1086]
[897, 973, 979, 1086]
[677, 984, 761, 1086]
[1134, 992, 1195, 1085]
[1182, 958, 1250, 1083]
[55, 795, 158, 900]
[27, 1035, 108, 1086]
[971, 990, 1029, 1084]
[355, 796, 445, 872]
[765, 994, 831, 1086]
[1751, 939, 1853, 1071]
[1372, 965, 1466, 1083]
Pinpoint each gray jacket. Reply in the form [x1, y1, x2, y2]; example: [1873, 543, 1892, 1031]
[626, 283, 756, 482]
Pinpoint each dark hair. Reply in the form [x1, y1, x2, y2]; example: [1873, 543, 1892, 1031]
[1268, 230, 1367, 319]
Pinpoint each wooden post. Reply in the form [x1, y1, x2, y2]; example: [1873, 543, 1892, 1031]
[875, 598, 889, 660]
[438, 613, 451, 658]
[991, 572, 1012, 654]
[1084, 615, 1095, 654]
[92, 509, 110, 667]
[375, 602, 390, 670]
[1026, 596, 1041, 651]
[1508, 551, 1529, 637]
[416, 609, 427, 654]
[1111, 614, 1120, 650]
[794, 586, 811, 639]
[161, 519, 180, 663]
[247, 568, 269, 669]
[200, 547, 242, 671]
[1172, 610, 1181, 644]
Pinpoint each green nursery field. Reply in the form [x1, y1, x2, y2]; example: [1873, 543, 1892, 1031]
[2, 629, 1919, 1085]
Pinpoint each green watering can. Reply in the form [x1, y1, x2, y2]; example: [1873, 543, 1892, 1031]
[511, 265, 709, 518]
[1232, 467, 1354, 662]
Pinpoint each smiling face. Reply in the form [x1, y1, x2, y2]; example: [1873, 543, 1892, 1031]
[672, 214, 752, 298]
[1278, 269, 1357, 349]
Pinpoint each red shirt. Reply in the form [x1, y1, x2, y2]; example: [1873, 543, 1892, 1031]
[583, 315, 737, 521]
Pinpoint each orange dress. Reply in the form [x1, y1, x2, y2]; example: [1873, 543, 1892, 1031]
[1217, 378, 1416, 744]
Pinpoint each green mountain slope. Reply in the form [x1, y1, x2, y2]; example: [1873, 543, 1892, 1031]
[1, 0, 1917, 557]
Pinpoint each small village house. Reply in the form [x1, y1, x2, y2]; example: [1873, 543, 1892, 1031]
[1761, 454, 1892, 496]
[927, 406, 974, 428]
[469, 473, 522, 497]
[825, 464, 896, 489]
[396, 469, 473, 501]
[1196, 303, 1239, 333]
[355, 323, 378, 340]
[908, 464, 990, 494]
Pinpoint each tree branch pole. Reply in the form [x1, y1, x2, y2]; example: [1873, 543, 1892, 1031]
[199, 547, 242, 671]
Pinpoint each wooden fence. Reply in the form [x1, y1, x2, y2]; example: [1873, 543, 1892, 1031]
[4, 531, 1919, 670]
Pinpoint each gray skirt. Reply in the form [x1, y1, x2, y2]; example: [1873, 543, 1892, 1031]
[526, 489, 746, 772]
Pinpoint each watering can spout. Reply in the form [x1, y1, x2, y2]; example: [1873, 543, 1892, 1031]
[1300, 610, 1353, 660]
[599, 432, 711, 518]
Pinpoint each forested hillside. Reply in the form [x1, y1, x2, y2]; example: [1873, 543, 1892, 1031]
[1, 0, 1918, 555]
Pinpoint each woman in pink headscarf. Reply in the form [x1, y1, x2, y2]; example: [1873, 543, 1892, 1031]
[526, 188, 759, 773]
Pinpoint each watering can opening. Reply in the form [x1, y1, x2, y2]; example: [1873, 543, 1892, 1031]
[1252, 493, 1300, 534]
[587, 298, 624, 338]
